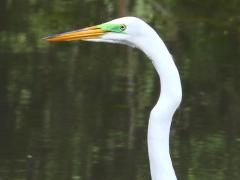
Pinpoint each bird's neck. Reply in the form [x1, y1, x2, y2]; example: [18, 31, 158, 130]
[139, 33, 182, 180]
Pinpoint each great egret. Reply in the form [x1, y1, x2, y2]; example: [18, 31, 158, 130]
[45, 17, 182, 180]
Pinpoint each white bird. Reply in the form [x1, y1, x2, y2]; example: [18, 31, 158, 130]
[45, 17, 182, 180]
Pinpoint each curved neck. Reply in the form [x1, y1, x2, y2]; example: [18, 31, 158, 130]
[139, 32, 182, 180]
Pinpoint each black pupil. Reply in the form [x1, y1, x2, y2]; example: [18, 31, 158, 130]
[120, 25, 125, 30]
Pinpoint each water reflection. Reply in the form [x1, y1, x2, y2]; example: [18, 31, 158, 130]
[0, 0, 240, 180]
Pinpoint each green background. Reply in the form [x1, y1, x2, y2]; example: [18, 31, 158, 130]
[0, 0, 240, 179]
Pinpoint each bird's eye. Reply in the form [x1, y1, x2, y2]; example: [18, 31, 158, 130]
[120, 24, 127, 31]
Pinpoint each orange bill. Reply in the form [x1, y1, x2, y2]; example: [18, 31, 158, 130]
[44, 26, 106, 42]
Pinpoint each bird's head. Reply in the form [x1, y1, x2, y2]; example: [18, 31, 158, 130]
[44, 17, 153, 48]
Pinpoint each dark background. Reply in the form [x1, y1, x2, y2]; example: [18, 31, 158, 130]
[0, 0, 240, 179]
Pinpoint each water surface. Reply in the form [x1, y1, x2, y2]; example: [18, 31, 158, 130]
[0, 0, 240, 180]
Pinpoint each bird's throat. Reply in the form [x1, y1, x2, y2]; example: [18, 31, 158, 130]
[140, 34, 182, 180]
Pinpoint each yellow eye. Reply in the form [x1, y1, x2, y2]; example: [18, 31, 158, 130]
[120, 24, 127, 31]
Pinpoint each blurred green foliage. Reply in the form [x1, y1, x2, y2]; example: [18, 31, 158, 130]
[0, 0, 240, 180]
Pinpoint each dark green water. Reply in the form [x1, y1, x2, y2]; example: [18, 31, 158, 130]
[0, 0, 240, 180]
